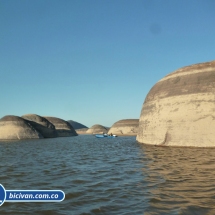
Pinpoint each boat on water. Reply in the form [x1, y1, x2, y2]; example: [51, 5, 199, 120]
[95, 134, 117, 138]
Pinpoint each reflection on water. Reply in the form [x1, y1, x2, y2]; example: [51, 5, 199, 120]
[0, 136, 215, 214]
[140, 145, 215, 215]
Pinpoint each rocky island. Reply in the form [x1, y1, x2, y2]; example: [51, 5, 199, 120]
[86, 124, 108, 134]
[44, 116, 77, 137]
[67, 120, 88, 129]
[0, 115, 43, 140]
[68, 120, 88, 134]
[75, 128, 89, 134]
[0, 114, 78, 140]
[108, 119, 139, 136]
[137, 60, 215, 147]
[22, 114, 58, 138]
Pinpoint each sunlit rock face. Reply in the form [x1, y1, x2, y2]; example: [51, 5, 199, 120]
[44, 116, 77, 137]
[108, 119, 139, 136]
[137, 60, 215, 147]
[0, 115, 43, 140]
[75, 128, 88, 134]
[86, 124, 108, 134]
[22, 114, 58, 138]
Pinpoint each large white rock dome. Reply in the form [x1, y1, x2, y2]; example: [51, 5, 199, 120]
[137, 60, 215, 147]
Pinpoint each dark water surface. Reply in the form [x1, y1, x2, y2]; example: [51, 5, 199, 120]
[0, 135, 215, 215]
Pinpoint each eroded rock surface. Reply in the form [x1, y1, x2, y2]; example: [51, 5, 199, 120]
[22, 114, 58, 138]
[0, 115, 43, 140]
[44, 116, 77, 137]
[137, 60, 215, 147]
[86, 124, 108, 134]
[108, 119, 139, 136]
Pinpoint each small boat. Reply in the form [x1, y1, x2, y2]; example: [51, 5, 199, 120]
[107, 135, 117, 138]
[95, 134, 106, 138]
[95, 134, 117, 138]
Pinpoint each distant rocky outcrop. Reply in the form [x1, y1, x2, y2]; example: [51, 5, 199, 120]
[44, 116, 77, 137]
[108, 119, 139, 136]
[0, 115, 43, 140]
[22, 114, 58, 138]
[137, 60, 215, 147]
[67, 120, 88, 129]
[75, 128, 88, 134]
[86, 124, 108, 134]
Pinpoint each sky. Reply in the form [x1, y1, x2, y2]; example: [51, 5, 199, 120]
[0, 0, 215, 127]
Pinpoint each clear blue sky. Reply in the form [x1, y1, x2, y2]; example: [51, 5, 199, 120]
[1, 0, 215, 127]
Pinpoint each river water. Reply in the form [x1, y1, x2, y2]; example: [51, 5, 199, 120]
[0, 135, 215, 214]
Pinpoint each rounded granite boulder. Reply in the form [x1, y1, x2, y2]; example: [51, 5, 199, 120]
[22, 114, 58, 138]
[137, 60, 215, 147]
[108, 119, 139, 136]
[44, 116, 77, 137]
[0, 115, 43, 140]
[86, 124, 108, 134]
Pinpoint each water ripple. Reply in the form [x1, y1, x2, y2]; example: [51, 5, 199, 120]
[1, 136, 215, 214]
